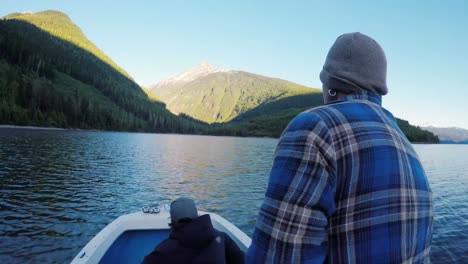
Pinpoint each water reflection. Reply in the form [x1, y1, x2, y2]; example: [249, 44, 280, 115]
[0, 128, 466, 263]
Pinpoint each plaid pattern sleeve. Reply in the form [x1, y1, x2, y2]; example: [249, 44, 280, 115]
[246, 93, 433, 264]
[246, 112, 337, 263]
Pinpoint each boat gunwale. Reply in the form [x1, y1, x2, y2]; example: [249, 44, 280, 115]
[71, 210, 252, 263]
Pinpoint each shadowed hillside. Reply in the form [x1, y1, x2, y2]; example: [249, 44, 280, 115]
[0, 11, 198, 132]
[204, 93, 439, 142]
[150, 63, 438, 142]
[0, 10, 440, 142]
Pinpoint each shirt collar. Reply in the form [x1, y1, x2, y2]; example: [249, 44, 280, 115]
[329, 91, 382, 106]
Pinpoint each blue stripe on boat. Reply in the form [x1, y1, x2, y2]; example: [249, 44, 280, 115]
[99, 230, 170, 264]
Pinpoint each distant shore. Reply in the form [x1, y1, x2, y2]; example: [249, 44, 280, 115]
[0, 124, 67, 130]
[0, 124, 266, 140]
[2, 124, 462, 144]
[0, 124, 103, 132]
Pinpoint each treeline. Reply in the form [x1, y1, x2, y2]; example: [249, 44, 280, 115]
[0, 14, 201, 133]
[205, 115, 440, 143]
[152, 69, 321, 124]
[233, 93, 323, 122]
[206, 102, 440, 143]
[0, 61, 189, 131]
[0, 11, 440, 143]
[396, 119, 439, 143]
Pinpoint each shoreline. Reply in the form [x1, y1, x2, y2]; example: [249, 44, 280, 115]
[0, 124, 107, 133]
[0, 124, 273, 140]
[0, 124, 68, 130]
[0, 124, 450, 144]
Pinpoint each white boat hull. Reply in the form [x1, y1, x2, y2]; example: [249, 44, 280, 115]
[71, 208, 252, 263]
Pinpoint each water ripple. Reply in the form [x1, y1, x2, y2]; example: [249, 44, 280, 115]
[0, 129, 466, 263]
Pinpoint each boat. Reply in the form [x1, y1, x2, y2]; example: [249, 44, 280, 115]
[71, 205, 252, 263]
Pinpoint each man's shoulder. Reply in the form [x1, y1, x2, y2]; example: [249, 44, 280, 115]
[142, 238, 176, 264]
[286, 106, 333, 133]
[298, 99, 391, 128]
[154, 237, 178, 253]
[303, 101, 357, 118]
[211, 229, 241, 249]
[208, 229, 229, 244]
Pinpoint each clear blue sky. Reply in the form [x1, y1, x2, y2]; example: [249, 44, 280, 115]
[2, 0, 468, 129]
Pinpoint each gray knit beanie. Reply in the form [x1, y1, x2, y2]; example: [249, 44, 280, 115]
[170, 197, 198, 224]
[320, 32, 388, 95]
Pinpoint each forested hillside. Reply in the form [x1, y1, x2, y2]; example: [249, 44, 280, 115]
[394, 120, 441, 143]
[0, 11, 197, 132]
[151, 65, 322, 124]
[0, 10, 439, 143]
[204, 92, 324, 137]
[206, 99, 440, 142]
[150, 62, 438, 142]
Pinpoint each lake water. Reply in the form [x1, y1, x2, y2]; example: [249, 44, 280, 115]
[0, 128, 467, 263]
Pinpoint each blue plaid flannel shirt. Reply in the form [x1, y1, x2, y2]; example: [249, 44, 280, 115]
[247, 93, 433, 263]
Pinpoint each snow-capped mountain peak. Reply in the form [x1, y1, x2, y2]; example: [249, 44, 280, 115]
[151, 61, 227, 88]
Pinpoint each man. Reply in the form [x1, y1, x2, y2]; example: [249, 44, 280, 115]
[143, 197, 245, 264]
[247, 33, 433, 263]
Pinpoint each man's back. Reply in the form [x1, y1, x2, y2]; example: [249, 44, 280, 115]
[319, 93, 433, 263]
[247, 92, 433, 263]
[143, 214, 245, 264]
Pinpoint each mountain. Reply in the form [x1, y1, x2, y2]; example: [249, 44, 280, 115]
[149, 63, 438, 142]
[394, 119, 439, 143]
[0, 10, 440, 142]
[207, 101, 439, 141]
[150, 62, 323, 124]
[0, 10, 197, 132]
[151, 61, 227, 89]
[2, 10, 131, 80]
[421, 126, 468, 143]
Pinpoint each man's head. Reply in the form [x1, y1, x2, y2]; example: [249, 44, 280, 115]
[170, 197, 198, 225]
[320, 32, 387, 104]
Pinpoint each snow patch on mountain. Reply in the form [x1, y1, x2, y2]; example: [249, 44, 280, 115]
[151, 61, 229, 89]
